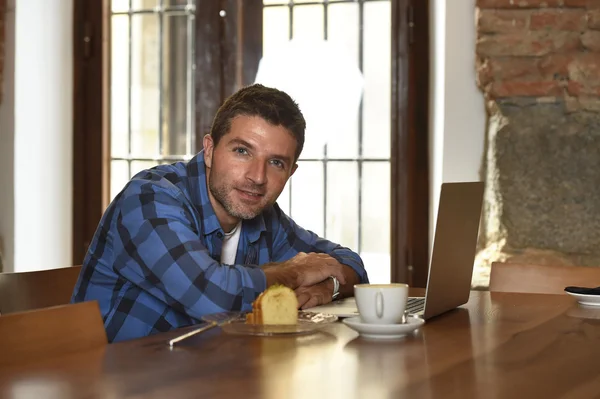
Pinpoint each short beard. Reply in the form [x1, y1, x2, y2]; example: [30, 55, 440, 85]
[208, 170, 264, 220]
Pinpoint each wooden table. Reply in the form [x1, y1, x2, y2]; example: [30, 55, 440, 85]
[1, 291, 599, 398]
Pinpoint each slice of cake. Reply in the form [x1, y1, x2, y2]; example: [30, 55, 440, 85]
[246, 285, 298, 325]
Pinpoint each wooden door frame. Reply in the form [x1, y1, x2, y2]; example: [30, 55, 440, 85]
[73, 0, 430, 286]
[391, 0, 430, 287]
[72, 0, 107, 265]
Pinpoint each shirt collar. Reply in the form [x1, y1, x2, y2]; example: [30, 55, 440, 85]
[185, 151, 267, 243]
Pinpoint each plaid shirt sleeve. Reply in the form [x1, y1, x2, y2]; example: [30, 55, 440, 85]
[114, 181, 266, 320]
[268, 204, 370, 283]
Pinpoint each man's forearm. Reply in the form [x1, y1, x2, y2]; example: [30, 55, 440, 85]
[265, 265, 359, 297]
[262, 253, 352, 292]
[294, 266, 360, 309]
[262, 260, 362, 296]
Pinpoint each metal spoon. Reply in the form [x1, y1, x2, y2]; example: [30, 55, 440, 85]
[168, 321, 219, 348]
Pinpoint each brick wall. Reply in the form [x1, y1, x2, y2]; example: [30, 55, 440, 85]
[0, 0, 5, 104]
[474, 0, 600, 269]
[476, 0, 600, 110]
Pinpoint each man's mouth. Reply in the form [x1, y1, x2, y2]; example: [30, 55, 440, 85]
[237, 189, 265, 198]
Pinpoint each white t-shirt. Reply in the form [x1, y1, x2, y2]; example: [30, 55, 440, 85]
[221, 222, 242, 265]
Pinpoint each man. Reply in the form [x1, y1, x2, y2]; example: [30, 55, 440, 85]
[72, 84, 369, 342]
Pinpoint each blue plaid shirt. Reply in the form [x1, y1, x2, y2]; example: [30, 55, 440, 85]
[72, 151, 368, 342]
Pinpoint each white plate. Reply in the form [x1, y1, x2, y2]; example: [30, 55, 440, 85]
[304, 297, 360, 318]
[202, 311, 338, 336]
[565, 291, 600, 307]
[342, 316, 425, 340]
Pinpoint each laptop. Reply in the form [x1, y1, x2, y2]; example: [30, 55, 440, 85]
[305, 181, 484, 320]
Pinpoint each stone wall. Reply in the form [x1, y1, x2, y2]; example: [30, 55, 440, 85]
[475, 0, 600, 268]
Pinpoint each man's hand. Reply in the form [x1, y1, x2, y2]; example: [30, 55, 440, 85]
[295, 279, 334, 309]
[294, 262, 362, 308]
[263, 252, 346, 290]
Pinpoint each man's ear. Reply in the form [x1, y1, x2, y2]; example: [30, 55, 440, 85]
[290, 163, 298, 177]
[203, 134, 214, 168]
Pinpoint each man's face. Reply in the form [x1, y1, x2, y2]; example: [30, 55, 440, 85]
[204, 115, 298, 223]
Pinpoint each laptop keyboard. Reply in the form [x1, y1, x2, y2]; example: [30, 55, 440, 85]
[406, 297, 425, 314]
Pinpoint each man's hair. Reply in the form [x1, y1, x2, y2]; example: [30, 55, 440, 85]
[209, 84, 306, 161]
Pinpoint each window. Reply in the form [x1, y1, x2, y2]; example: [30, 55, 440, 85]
[98, 0, 426, 285]
[109, 0, 197, 199]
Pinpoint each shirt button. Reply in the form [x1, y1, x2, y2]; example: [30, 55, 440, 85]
[217, 232, 223, 238]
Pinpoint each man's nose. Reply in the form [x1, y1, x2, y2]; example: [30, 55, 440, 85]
[246, 159, 267, 185]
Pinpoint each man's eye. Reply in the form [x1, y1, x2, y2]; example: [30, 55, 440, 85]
[271, 160, 284, 169]
[234, 147, 248, 155]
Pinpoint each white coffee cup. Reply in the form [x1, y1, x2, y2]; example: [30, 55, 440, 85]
[354, 283, 409, 324]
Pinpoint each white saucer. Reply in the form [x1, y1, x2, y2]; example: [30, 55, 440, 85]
[566, 291, 600, 307]
[342, 316, 425, 340]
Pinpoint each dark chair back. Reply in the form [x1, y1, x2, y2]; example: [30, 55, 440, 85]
[0, 266, 82, 314]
